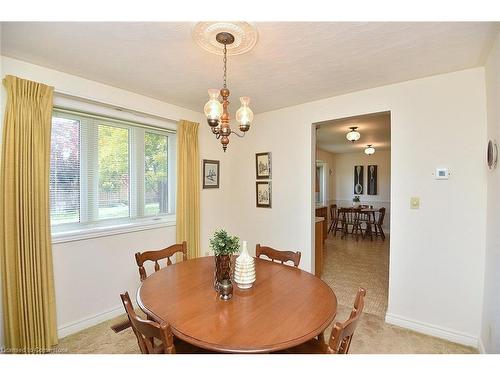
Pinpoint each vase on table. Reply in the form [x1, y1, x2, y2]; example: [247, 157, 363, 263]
[233, 241, 256, 289]
[214, 255, 232, 291]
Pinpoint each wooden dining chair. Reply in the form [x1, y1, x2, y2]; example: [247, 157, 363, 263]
[281, 287, 366, 354]
[374, 208, 386, 241]
[256, 244, 301, 267]
[135, 241, 188, 281]
[333, 207, 348, 237]
[351, 208, 364, 242]
[111, 241, 188, 334]
[327, 204, 338, 234]
[359, 211, 373, 241]
[120, 291, 207, 354]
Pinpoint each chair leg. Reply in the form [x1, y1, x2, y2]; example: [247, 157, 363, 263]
[379, 225, 386, 241]
[328, 218, 337, 234]
[333, 220, 340, 237]
[366, 223, 373, 241]
[111, 319, 131, 333]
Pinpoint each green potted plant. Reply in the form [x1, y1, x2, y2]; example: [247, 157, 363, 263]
[210, 229, 240, 290]
[352, 195, 361, 207]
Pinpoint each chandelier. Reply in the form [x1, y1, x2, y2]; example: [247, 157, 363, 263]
[203, 32, 254, 152]
[346, 126, 361, 142]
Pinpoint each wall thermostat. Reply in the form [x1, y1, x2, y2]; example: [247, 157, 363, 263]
[434, 168, 450, 180]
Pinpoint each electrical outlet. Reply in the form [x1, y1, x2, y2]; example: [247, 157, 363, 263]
[410, 197, 420, 209]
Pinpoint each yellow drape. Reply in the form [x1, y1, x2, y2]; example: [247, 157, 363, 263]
[175, 120, 200, 259]
[0, 75, 58, 352]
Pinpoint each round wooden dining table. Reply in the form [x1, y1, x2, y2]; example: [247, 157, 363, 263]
[136, 256, 337, 353]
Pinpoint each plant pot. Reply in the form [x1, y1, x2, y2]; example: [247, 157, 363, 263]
[214, 255, 232, 291]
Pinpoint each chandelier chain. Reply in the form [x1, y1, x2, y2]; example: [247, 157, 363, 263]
[223, 43, 227, 89]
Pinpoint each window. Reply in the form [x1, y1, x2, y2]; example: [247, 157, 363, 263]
[50, 109, 176, 238]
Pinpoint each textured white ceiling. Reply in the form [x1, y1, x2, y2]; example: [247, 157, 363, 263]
[1, 22, 498, 113]
[316, 111, 391, 154]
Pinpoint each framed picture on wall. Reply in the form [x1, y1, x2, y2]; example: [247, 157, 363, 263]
[354, 165, 364, 194]
[256, 181, 272, 208]
[202, 159, 220, 189]
[367, 165, 378, 195]
[256, 152, 272, 179]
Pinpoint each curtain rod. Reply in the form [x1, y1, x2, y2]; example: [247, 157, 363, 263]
[54, 89, 179, 124]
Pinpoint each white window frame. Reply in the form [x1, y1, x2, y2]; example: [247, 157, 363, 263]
[51, 106, 177, 244]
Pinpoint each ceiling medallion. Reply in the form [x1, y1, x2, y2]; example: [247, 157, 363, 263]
[195, 22, 257, 152]
[192, 21, 258, 56]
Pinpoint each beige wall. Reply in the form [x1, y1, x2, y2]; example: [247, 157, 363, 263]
[481, 30, 500, 354]
[225, 68, 487, 347]
[331, 150, 390, 202]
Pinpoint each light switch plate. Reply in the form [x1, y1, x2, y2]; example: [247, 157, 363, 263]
[410, 197, 420, 209]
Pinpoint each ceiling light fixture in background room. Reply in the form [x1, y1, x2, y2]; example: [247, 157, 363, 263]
[364, 144, 375, 155]
[346, 126, 361, 142]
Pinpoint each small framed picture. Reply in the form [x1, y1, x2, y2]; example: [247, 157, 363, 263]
[256, 181, 272, 208]
[256, 152, 272, 179]
[202, 160, 220, 189]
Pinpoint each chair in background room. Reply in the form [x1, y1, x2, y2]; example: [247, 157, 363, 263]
[335, 208, 349, 238]
[281, 287, 366, 354]
[327, 204, 338, 234]
[256, 244, 301, 267]
[374, 208, 386, 241]
[351, 208, 364, 241]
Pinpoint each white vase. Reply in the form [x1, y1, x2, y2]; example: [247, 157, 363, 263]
[233, 241, 256, 289]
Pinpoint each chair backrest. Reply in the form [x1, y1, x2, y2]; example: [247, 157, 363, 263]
[327, 287, 366, 354]
[255, 244, 301, 267]
[135, 241, 187, 281]
[120, 291, 175, 354]
[329, 204, 338, 219]
[352, 208, 362, 221]
[338, 207, 353, 223]
[377, 207, 386, 226]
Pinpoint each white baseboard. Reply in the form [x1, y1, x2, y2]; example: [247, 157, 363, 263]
[478, 337, 487, 354]
[57, 305, 124, 339]
[385, 313, 479, 349]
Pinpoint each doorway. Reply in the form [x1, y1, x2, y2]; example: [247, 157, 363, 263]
[313, 111, 391, 318]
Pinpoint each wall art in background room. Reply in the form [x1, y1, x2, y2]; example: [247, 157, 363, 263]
[367, 165, 378, 195]
[203, 159, 220, 188]
[256, 181, 272, 208]
[256, 152, 272, 179]
[354, 165, 364, 194]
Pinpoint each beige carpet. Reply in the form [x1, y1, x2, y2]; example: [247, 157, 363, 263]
[321, 232, 389, 317]
[56, 304, 477, 354]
